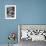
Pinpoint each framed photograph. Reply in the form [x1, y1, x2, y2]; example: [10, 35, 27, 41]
[18, 24, 46, 42]
[5, 5, 16, 19]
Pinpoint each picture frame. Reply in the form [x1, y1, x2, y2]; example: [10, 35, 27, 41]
[18, 24, 46, 42]
[5, 5, 16, 19]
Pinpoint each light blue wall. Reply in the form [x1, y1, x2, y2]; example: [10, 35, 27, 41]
[0, 0, 46, 44]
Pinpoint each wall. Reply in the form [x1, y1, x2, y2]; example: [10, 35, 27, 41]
[0, 0, 46, 44]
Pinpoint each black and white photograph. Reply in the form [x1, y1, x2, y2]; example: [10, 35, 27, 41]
[5, 5, 16, 19]
[18, 24, 46, 46]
